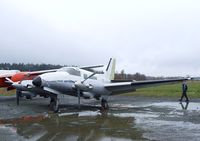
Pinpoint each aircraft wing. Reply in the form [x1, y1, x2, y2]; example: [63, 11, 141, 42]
[104, 78, 188, 95]
[26, 69, 58, 76]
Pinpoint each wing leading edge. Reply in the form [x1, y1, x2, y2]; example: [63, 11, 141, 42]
[104, 78, 188, 95]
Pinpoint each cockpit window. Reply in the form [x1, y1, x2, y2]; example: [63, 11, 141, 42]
[57, 67, 81, 76]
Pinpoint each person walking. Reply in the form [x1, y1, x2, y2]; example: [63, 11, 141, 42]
[179, 81, 189, 102]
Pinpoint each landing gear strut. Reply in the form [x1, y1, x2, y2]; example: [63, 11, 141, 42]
[49, 96, 59, 113]
[16, 90, 22, 105]
[101, 98, 109, 110]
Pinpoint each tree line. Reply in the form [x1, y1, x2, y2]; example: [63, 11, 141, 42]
[115, 69, 181, 81]
[115, 70, 147, 81]
[0, 63, 63, 71]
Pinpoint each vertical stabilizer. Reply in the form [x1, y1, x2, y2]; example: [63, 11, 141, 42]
[105, 58, 116, 81]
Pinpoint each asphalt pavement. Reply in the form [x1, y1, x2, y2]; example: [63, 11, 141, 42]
[0, 95, 200, 141]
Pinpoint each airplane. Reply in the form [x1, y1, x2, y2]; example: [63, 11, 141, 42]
[10, 58, 188, 112]
[0, 70, 20, 87]
[5, 65, 104, 101]
[0, 69, 58, 98]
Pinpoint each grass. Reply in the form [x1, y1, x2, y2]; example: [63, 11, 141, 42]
[124, 81, 200, 98]
[0, 88, 15, 96]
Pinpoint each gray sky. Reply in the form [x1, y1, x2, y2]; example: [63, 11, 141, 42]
[0, 0, 200, 77]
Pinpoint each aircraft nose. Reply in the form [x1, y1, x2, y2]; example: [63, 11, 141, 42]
[32, 76, 42, 87]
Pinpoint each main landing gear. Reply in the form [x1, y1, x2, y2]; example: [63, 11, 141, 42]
[101, 98, 109, 110]
[49, 96, 59, 113]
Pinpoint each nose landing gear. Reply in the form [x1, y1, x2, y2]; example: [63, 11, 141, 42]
[49, 96, 59, 113]
[101, 98, 109, 110]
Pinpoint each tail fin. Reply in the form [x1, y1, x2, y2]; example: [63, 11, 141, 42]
[105, 58, 116, 80]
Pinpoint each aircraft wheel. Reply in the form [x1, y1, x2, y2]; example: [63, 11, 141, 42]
[44, 95, 49, 98]
[101, 98, 109, 110]
[49, 98, 59, 113]
[26, 95, 32, 100]
[49, 99, 53, 108]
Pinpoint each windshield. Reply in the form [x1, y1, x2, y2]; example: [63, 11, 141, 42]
[57, 67, 81, 76]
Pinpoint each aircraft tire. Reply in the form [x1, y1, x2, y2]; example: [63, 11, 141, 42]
[49, 99, 59, 113]
[26, 95, 32, 100]
[101, 98, 109, 110]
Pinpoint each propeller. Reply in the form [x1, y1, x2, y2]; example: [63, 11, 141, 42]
[73, 73, 96, 109]
[32, 76, 42, 87]
[5, 78, 21, 105]
[5, 78, 30, 105]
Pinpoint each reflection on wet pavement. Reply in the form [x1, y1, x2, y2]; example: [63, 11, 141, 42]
[1, 101, 200, 141]
[0, 111, 146, 141]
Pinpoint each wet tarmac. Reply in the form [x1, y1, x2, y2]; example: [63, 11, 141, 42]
[0, 95, 200, 141]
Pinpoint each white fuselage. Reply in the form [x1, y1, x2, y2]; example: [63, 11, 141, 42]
[38, 67, 111, 98]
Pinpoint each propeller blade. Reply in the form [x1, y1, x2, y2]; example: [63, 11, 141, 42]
[82, 72, 96, 83]
[5, 77, 14, 85]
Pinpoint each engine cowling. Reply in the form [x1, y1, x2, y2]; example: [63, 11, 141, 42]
[82, 92, 93, 99]
[74, 81, 93, 91]
[32, 76, 42, 87]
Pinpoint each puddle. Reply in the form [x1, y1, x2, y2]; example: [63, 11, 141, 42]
[110, 101, 200, 141]
[0, 101, 200, 141]
[150, 102, 200, 111]
[0, 112, 147, 141]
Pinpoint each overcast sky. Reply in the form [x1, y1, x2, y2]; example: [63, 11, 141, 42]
[0, 0, 200, 77]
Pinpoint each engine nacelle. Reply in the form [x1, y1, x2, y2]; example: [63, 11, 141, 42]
[82, 92, 93, 99]
[74, 81, 93, 91]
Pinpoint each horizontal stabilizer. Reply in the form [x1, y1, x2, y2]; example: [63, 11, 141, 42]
[80, 65, 104, 73]
[80, 65, 104, 69]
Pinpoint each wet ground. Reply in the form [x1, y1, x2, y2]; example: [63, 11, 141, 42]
[0, 95, 200, 141]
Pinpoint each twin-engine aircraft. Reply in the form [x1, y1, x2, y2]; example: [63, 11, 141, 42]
[9, 58, 188, 112]
[0, 69, 58, 99]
